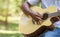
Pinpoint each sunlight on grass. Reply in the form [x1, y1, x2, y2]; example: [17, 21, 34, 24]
[0, 16, 19, 23]
[0, 24, 6, 30]
[8, 16, 20, 24]
[0, 16, 19, 30]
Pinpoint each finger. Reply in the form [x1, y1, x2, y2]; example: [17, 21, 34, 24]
[38, 19, 44, 25]
[38, 21, 41, 25]
[37, 21, 40, 25]
[32, 19, 35, 24]
[34, 17, 42, 25]
[39, 20, 43, 25]
[36, 20, 40, 25]
[32, 18, 38, 25]
[33, 17, 43, 25]
[34, 20, 39, 25]
[36, 21, 39, 25]
[36, 20, 41, 25]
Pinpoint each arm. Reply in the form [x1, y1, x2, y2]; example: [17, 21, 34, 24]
[21, 0, 41, 16]
[46, 24, 55, 31]
[21, 1, 33, 16]
[21, 0, 43, 24]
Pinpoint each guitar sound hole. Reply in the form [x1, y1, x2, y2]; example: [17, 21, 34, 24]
[42, 13, 48, 20]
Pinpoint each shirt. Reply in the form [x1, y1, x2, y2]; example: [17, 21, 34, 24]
[53, 21, 60, 28]
[27, 0, 60, 28]
[27, 0, 60, 10]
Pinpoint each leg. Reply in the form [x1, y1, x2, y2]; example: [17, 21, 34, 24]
[44, 28, 60, 37]
[44, 31, 55, 37]
[38, 30, 48, 37]
[39, 31, 55, 37]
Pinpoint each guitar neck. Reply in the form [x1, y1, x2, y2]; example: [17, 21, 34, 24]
[48, 12, 60, 18]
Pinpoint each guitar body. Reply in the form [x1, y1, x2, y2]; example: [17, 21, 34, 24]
[19, 6, 57, 36]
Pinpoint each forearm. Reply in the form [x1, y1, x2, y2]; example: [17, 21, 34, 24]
[46, 24, 55, 31]
[21, 1, 34, 16]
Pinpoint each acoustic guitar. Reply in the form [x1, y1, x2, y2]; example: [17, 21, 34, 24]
[19, 6, 60, 37]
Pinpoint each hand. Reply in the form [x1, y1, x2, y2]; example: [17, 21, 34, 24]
[32, 16, 43, 25]
[49, 24, 55, 31]
[31, 12, 43, 25]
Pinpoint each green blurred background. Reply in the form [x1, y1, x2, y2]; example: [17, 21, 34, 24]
[0, 0, 24, 37]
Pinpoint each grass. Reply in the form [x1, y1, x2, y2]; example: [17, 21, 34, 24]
[0, 16, 19, 30]
[8, 23, 18, 31]
[0, 22, 18, 31]
[0, 33, 24, 37]
[0, 16, 24, 37]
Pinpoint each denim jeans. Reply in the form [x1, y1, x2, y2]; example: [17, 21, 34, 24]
[39, 27, 60, 37]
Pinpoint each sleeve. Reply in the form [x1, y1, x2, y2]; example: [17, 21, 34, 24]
[27, 0, 40, 5]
